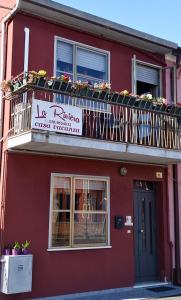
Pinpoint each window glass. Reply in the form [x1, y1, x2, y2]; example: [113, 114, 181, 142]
[73, 213, 107, 245]
[50, 175, 109, 248]
[51, 212, 70, 247]
[74, 179, 107, 211]
[56, 39, 108, 82]
[55, 39, 109, 114]
[56, 41, 73, 76]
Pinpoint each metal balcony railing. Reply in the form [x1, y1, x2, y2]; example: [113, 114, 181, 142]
[7, 84, 181, 150]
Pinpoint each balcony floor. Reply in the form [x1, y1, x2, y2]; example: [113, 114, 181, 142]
[7, 130, 181, 165]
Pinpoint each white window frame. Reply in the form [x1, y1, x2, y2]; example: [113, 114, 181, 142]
[132, 54, 163, 97]
[54, 37, 111, 113]
[54, 36, 110, 83]
[48, 173, 110, 251]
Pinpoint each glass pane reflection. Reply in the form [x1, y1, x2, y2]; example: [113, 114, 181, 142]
[52, 212, 70, 247]
[73, 213, 107, 245]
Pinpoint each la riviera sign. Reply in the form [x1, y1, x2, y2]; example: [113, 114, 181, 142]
[31, 99, 83, 136]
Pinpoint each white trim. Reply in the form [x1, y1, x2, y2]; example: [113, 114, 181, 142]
[135, 59, 163, 70]
[47, 246, 112, 251]
[107, 177, 110, 245]
[134, 282, 169, 288]
[132, 54, 136, 94]
[54, 35, 110, 56]
[173, 65, 177, 104]
[51, 173, 110, 180]
[48, 173, 54, 249]
[133, 57, 163, 97]
[54, 35, 110, 83]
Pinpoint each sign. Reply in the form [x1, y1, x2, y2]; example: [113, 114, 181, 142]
[31, 99, 82, 136]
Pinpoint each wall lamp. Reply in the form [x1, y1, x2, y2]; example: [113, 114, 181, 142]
[119, 167, 127, 176]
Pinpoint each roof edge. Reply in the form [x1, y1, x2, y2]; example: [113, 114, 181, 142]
[20, 0, 178, 52]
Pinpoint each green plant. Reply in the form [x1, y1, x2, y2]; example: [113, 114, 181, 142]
[13, 241, 21, 250]
[22, 240, 30, 249]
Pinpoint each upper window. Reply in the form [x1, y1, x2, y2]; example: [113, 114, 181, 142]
[136, 64, 161, 97]
[49, 174, 110, 249]
[132, 56, 162, 98]
[55, 38, 109, 84]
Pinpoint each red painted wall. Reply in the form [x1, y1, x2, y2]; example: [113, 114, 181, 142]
[11, 13, 165, 92]
[0, 152, 170, 299]
[0, 11, 171, 299]
[2, 12, 167, 145]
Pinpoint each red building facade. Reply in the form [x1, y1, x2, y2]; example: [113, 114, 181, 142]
[0, 1, 181, 299]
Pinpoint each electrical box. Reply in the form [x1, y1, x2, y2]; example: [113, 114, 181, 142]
[115, 216, 125, 229]
[0, 255, 33, 294]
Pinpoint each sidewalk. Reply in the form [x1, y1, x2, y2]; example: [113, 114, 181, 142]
[33, 284, 181, 300]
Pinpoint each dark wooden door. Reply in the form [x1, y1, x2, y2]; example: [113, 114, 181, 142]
[134, 182, 157, 282]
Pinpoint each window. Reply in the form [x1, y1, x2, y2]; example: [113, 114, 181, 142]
[49, 174, 110, 249]
[132, 56, 162, 98]
[136, 64, 160, 97]
[55, 38, 110, 112]
[55, 39, 109, 83]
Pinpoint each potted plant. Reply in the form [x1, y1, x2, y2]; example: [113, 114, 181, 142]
[3, 244, 11, 255]
[60, 74, 72, 92]
[26, 70, 38, 84]
[117, 90, 131, 104]
[47, 76, 57, 89]
[0, 79, 14, 92]
[12, 241, 21, 255]
[37, 69, 47, 87]
[110, 92, 120, 103]
[98, 82, 111, 100]
[21, 240, 30, 255]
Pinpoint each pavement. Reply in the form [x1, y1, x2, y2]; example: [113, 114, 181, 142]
[33, 284, 181, 300]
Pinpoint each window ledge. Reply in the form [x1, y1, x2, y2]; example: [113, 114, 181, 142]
[47, 245, 112, 251]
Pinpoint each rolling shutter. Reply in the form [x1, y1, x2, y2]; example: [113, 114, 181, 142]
[77, 47, 106, 72]
[136, 64, 159, 85]
[56, 41, 73, 64]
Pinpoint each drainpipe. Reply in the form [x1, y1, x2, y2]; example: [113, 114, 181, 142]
[173, 164, 181, 285]
[0, 0, 21, 253]
[172, 48, 181, 285]
[23, 27, 30, 103]
[0, 0, 21, 141]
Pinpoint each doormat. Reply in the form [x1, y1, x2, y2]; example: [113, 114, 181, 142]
[147, 286, 175, 292]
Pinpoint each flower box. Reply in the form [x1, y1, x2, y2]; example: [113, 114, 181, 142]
[110, 93, 119, 103]
[37, 77, 46, 88]
[117, 95, 135, 105]
[59, 81, 72, 92]
[134, 99, 153, 109]
[98, 90, 109, 100]
[52, 80, 61, 90]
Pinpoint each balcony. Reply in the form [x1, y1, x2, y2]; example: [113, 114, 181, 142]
[5, 77, 181, 165]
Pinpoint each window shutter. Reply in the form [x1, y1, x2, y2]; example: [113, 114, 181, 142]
[77, 48, 106, 72]
[56, 41, 73, 63]
[136, 64, 159, 85]
[75, 179, 106, 190]
[53, 176, 70, 189]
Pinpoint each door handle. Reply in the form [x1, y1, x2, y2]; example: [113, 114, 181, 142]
[139, 229, 144, 233]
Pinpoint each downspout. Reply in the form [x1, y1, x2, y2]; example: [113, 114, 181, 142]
[172, 48, 181, 285]
[173, 164, 181, 285]
[0, 0, 21, 140]
[23, 27, 30, 103]
[0, 0, 21, 253]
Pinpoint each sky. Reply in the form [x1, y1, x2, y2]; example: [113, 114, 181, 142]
[54, 0, 181, 46]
